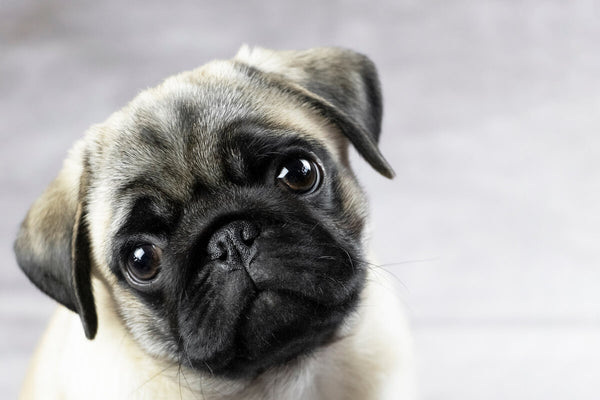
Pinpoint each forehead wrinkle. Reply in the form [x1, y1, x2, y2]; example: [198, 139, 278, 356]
[116, 176, 180, 202]
[160, 82, 267, 188]
[122, 89, 229, 190]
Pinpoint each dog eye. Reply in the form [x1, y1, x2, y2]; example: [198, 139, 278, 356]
[276, 157, 322, 194]
[126, 244, 162, 283]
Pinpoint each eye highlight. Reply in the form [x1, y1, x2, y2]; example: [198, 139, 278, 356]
[126, 244, 162, 284]
[276, 157, 322, 194]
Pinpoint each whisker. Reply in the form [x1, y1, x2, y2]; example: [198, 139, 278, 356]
[130, 361, 177, 396]
[203, 361, 214, 377]
[355, 259, 410, 291]
[180, 341, 203, 400]
[178, 362, 183, 400]
[313, 242, 434, 294]
[377, 257, 439, 268]
[177, 336, 184, 400]
[180, 367, 202, 400]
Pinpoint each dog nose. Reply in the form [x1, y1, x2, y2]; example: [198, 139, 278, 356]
[207, 221, 259, 267]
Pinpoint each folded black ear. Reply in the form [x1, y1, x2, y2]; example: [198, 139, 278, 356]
[235, 46, 395, 178]
[14, 142, 97, 339]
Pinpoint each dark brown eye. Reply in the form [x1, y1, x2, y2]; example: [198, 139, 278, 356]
[277, 157, 322, 194]
[126, 244, 162, 283]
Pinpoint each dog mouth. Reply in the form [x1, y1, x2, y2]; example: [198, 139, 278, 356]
[181, 285, 354, 378]
[175, 221, 364, 378]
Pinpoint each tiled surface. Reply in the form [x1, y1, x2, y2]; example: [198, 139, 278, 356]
[2, 1, 599, 398]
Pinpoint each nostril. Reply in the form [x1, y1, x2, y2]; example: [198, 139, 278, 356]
[206, 220, 260, 263]
[241, 222, 259, 245]
[217, 242, 228, 261]
[207, 236, 227, 261]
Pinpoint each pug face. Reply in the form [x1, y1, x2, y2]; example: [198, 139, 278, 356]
[15, 47, 394, 379]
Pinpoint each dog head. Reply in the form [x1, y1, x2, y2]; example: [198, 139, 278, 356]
[14, 47, 394, 378]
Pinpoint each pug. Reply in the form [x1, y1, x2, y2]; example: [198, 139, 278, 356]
[14, 46, 415, 399]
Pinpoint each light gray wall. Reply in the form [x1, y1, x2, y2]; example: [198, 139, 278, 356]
[2, 1, 599, 398]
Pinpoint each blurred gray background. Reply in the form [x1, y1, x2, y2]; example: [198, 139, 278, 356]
[2, 0, 599, 398]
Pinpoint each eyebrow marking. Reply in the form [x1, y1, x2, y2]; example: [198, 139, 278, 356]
[217, 122, 326, 186]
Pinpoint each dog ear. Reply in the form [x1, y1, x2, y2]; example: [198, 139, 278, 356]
[14, 141, 97, 339]
[235, 46, 394, 178]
